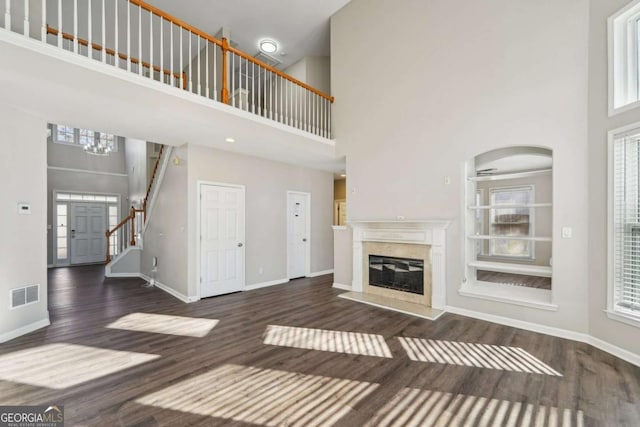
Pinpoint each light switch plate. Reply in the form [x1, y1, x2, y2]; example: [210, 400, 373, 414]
[561, 227, 572, 239]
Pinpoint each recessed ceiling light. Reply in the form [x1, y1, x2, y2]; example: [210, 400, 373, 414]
[225, 137, 235, 143]
[340, 174, 346, 178]
[259, 39, 278, 54]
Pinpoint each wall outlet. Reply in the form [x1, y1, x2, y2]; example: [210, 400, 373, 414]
[152, 256, 158, 267]
[17, 203, 31, 215]
[444, 176, 451, 185]
[397, 215, 405, 220]
[561, 227, 572, 239]
[259, 267, 264, 275]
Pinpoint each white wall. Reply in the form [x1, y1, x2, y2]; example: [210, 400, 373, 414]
[186, 145, 334, 298]
[125, 137, 148, 205]
[0, 105, 49, 341]
[588, 0, 640, 356]
[333, 228, 352, 288]
[141, 145, 189, 295]
[332, 0, 590, 332]
[305, 57, 331, 95]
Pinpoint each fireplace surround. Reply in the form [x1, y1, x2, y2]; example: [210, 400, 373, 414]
[349, 220, 450, 310]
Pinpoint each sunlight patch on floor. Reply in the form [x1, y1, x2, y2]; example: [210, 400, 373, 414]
[263, 325, 393, 358]
[366, 387, 584, 427]
[136, 364, 378, 426]
[0, 343, 160, 389]
[106, 312, 219, 337]
[398, 337, 562, 376]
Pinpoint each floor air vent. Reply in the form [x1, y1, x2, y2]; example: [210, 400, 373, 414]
[11, 284, 39, 308]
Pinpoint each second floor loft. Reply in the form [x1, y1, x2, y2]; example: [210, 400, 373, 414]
[0, 0, 335, 140]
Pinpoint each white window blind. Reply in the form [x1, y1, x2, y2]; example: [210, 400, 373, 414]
[613, 135, 640, 313]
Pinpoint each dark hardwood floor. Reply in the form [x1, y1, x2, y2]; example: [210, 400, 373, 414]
[0, 265, 639, 426]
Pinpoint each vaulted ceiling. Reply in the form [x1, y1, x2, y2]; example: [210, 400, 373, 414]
[145, 0, 352, 69]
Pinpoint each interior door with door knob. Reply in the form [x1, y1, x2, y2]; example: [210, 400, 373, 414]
[200, 183, 245, 297]
[287, 191, 311, 279]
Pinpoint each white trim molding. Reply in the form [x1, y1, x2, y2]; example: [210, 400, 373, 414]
[104, 246, 141, 277]
[47, 166, 128, 177]
[446, 305, 640, 367]
[245, 278, 290, 291]
[307, 269, 334, 278]
[332, 282, 352, 291]
[140, 273, 197, 303]
[0, 317, 50, 343]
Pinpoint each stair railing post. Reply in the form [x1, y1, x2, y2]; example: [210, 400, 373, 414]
[130, 207, 136, 246]
[105, 230, 111, 264]
[221, 37, 229, 104]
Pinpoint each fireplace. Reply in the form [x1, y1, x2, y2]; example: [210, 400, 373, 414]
[369, 255, 424, 295]
[350, 220, 450, 310]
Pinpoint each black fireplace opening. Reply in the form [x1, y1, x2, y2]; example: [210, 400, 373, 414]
[369, 255, 424, 295]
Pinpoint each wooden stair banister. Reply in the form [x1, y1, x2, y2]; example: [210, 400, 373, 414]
[105, 145, 166, 264]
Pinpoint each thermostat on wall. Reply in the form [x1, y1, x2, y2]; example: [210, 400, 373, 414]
[17, 203, 31, 215]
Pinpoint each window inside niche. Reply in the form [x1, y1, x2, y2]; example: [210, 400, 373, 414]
[465, 147, 553, 294]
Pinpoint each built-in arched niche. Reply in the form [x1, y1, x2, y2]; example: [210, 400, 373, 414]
[463, 146, 553, 306]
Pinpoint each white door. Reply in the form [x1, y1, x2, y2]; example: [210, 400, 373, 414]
[200, 184, 245, 297]
[287, 192, 310, 279]
[70, 203, 107, 264]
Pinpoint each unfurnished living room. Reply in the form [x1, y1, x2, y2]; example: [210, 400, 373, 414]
[1, 0, 640, 426]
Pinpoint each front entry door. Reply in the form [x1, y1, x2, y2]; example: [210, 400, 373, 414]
[70, 203, 106, 264]
[200, 184, 245, 297]
[287, 192, 310, 279]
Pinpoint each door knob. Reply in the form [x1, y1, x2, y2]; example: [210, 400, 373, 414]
[302, 238, 307, 242]
[238, 243, 243, 247]
[71, 229, 76, 239]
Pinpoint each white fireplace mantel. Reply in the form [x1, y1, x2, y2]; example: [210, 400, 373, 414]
[348, 220, 451, 310]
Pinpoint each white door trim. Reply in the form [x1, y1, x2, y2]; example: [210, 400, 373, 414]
[197, 181, 246, 299]
[287, 190, 311, 279]
[52, 189, 121, 267]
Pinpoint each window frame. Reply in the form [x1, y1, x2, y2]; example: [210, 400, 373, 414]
[608, 0, 640, 116]
[488, 185, 535, 260]
[608, 123, 640, 327]
[51, 125, 118, 152]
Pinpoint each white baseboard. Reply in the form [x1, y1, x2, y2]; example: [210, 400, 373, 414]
[245, 278, 290, 291]
[445, 305, 589, 342]
[105, 272, 141, 278]
[0, 317, 50, 343]
[139, 273, 196, 303]
[445, 305, 640, 367]
[332, 282, 352, 291]
[307, 269, 334, 278]
[588, 336, 640, 367]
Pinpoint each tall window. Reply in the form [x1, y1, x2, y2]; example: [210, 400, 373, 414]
[489, 186, 534, 258]
[56, 204, 68, 261]
[52, 125, 117, 152]
[609, 0, 640, 113]
[611, 134, 640, 317]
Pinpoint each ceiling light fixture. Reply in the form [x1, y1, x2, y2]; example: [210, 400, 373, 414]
[84, 139, 112, 156]
[259, 39, 278, 54]
[225, 137, 235, 143]
[340, 174, 346, 178]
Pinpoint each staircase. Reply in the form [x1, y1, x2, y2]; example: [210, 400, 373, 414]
[105, 144, 170, 275]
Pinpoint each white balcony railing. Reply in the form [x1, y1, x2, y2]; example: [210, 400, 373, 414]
[0, 0, 333, 138]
